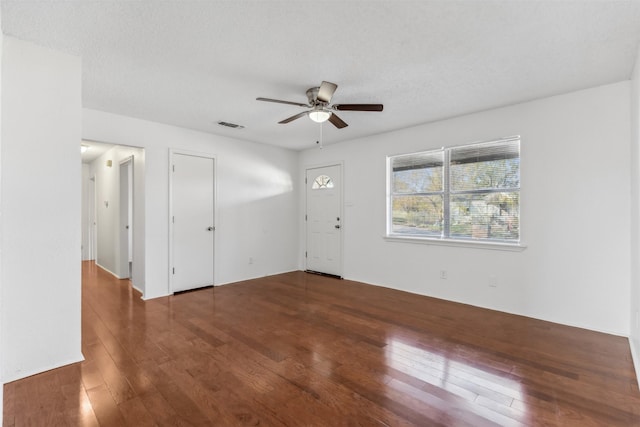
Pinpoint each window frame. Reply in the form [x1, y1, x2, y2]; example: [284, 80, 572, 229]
[386, 136, 525, 250]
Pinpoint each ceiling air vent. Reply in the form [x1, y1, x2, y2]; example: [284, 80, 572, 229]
[217, 121, 244, 129]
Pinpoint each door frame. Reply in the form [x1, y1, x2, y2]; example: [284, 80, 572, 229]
[168, 148, 217, 294]
[304, 161, 344, 278]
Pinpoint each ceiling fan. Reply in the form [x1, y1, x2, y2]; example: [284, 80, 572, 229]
[256, 81, 383, 129]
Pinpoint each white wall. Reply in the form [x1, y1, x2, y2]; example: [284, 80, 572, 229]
[630, 47, 640, 380]
[300, 82, 631, 336]
[0, 7, 4, 423]
[1, 37, 82, 382]
[94, 151, 116, 273]
[90, 145, 145, 291]
[83, 109, 299, 299]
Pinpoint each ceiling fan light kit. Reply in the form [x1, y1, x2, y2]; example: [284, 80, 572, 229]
[257, 81, 383, 129]
[308, 110, 332, 123]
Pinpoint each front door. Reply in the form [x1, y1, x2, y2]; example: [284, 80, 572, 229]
[171, 152, 215, 292]
[306, 164, 342, 277]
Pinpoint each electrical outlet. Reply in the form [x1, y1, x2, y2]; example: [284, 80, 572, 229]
[440, 270, 447, 279]
[489, 274, 497, 288]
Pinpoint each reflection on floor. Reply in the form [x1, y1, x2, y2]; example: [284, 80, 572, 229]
[3, 261, 640, 426]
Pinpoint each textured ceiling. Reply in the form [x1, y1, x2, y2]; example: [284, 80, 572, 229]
[3, 1, 640, 150]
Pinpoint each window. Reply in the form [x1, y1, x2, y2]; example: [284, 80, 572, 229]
[312, 175, 334, 189]
[388, 137, 520, 243]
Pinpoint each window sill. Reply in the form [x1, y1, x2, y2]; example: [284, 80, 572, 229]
[383, 235, 527, 251]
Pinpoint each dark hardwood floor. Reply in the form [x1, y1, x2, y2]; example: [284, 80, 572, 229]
[4, 261, 640, 426]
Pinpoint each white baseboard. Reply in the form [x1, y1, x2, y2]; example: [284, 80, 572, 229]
[215, 269, 299, 287]
[95, 262, 128, 280]
[3, 354, 85, 384]
[95, 262, 119, 278]
[141, 292, 171, 301]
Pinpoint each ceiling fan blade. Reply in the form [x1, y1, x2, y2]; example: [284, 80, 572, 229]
[257, 97, 309, 107]
[333, 104, 384, 111]
[278, 111, 309, 124]
[317, 81, 338, 103]
[328, 113, 348, 129]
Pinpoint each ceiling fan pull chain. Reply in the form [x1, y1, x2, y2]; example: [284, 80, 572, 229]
[319, 121, 324, 149]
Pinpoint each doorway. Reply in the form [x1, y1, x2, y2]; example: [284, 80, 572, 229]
[305, 164, 343, 277]
[169, 151, 215, 293]
[81, 141, 145, 294]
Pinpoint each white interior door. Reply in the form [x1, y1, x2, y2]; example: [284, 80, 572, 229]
[118, 157, 133, 279]
[306, 164, 342, 277]
[127, 161, 133, 264]
[89, 175, 96, 260]
[171, 152, 215, 292]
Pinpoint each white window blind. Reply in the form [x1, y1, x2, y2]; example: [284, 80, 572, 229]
[389, 137, 520, 242]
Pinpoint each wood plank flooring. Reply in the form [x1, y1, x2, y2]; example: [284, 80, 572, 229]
[4, 261, 640, 426]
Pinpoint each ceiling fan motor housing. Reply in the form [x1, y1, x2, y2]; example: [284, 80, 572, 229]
[306, 87, 324, 106]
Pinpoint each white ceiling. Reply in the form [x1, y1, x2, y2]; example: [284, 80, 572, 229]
[3, 1, 640, 151]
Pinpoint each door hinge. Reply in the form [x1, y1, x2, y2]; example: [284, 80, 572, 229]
[305, 177, 307, 184]
[305, 214, 307, 221]
[172, 165, 175, 172]
[172, 216, 175, 223]
[305, 251, 307, 258]
[172, 267, 175, 274]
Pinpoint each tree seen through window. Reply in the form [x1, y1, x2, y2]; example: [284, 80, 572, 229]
[389, 138, 520, 242]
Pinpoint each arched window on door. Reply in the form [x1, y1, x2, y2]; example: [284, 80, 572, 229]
[312, 175, 334, 189]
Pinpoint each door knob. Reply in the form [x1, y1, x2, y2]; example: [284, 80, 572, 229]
[335, 225, 341, 229]
[207, 227, 214, 231]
